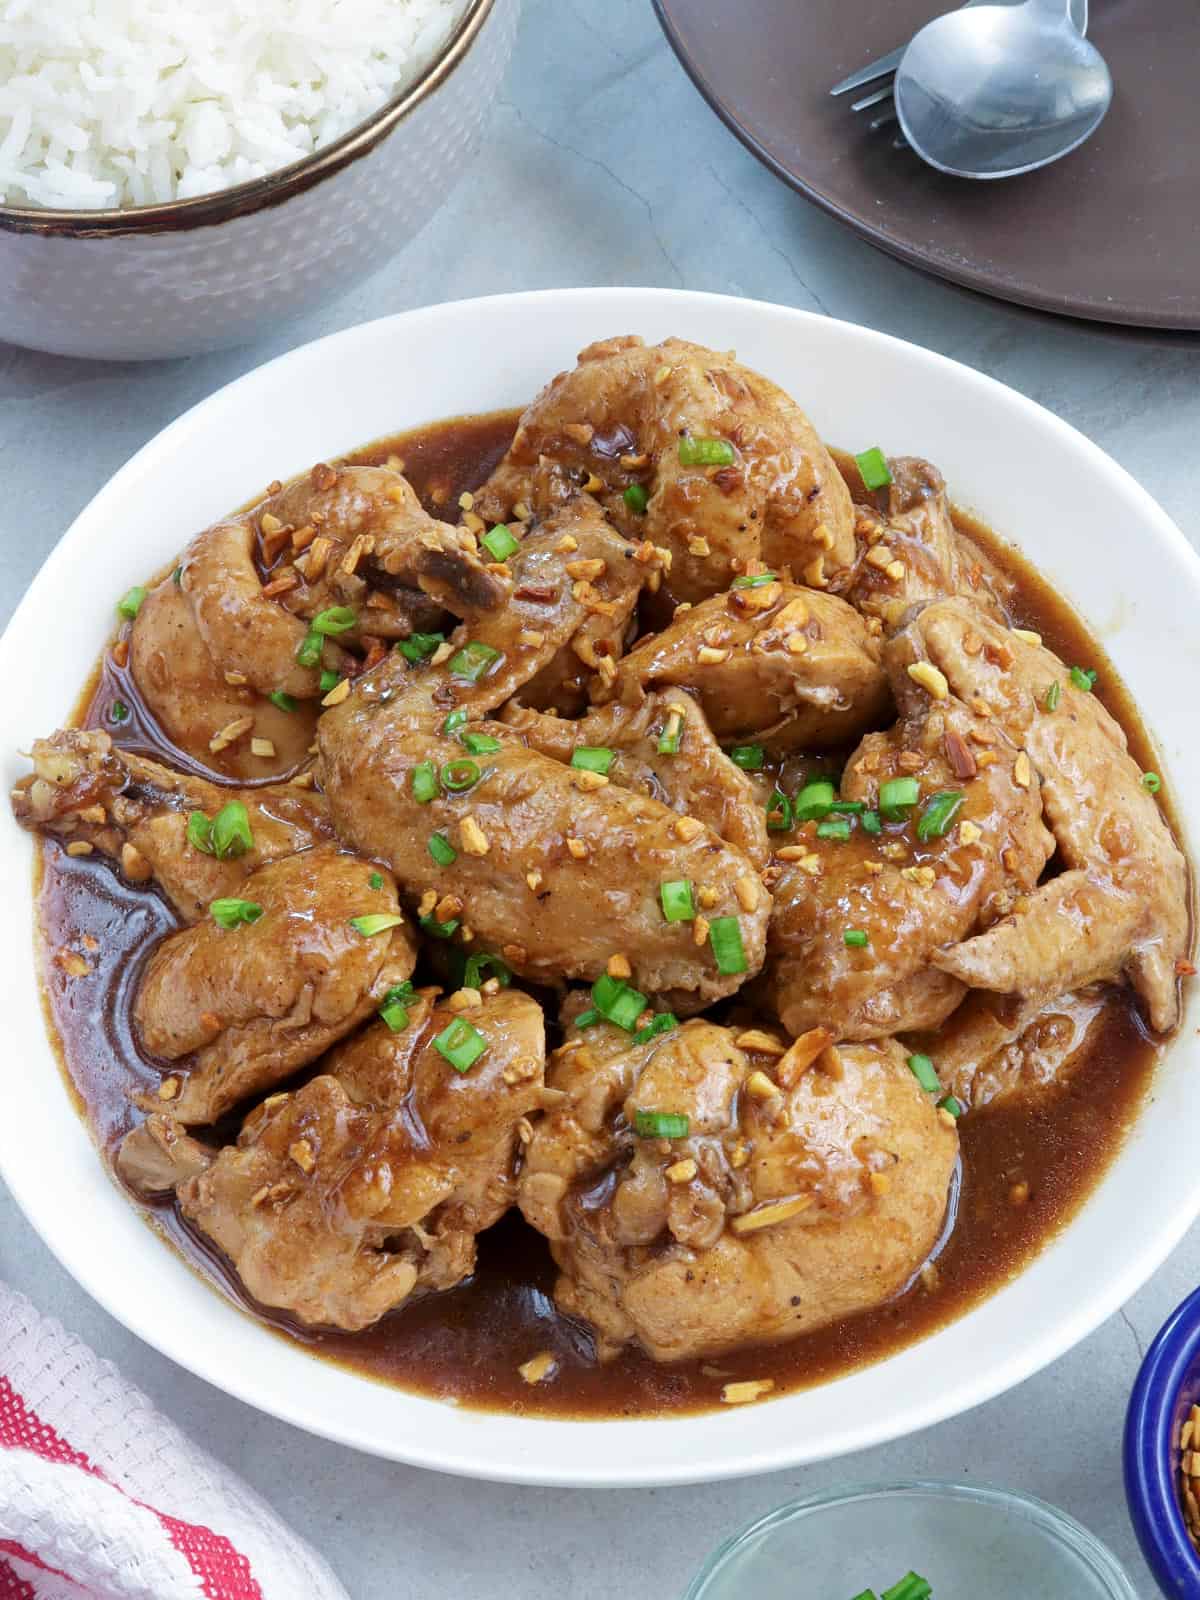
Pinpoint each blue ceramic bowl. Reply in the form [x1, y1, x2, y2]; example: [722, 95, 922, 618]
[1125, 1285, 1200, 1596]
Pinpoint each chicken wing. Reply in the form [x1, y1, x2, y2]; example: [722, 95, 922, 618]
[519, 1020, 957, 1362]
[134, 845, 416, 1124]
[896, 599, 1190, 1032]
[475, 335, 855, 604]
[594, 578, 889, 754]
[142, 988, 545, 1331]
[761, 670, 1055, 1040]
[13, 728, 331, 922]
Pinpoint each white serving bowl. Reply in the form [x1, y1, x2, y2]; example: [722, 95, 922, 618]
[0, 0, 517, 362]
[0, 288, 1196, 1487]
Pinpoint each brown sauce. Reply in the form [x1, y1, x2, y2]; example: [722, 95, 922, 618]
[35, 408, 1170, 1419]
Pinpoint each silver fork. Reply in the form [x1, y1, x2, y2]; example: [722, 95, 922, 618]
[831, 0, 1087, 147]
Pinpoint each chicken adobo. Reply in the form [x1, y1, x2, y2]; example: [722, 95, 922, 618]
[22, 339, 1191, 1418]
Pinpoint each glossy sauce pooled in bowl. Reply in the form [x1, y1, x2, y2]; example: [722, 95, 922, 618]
[34, 408, 1170, 1418]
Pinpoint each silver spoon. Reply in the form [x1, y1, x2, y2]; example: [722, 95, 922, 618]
[894, 0, 1112, 180]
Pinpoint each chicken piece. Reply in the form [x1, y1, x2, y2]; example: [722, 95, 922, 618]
[761, 675, 1055, 1040]
[520, 1021, 957, 1362]
[128, 577, 318, 780]
[845, 457, 1005, 631]
[319, 690, 770, 1008]
[475, 335, 855, 604]
[12, 728, 331, 922]
[595, 579, 890, 754]
[897, 599, 1190, 1032]
[145, 990, 545, 1331]
[179, 462, 506, 700]
[134, 845, 416, 1124]
[115, 1111, 214, 1196]
[500, 692, 769, 868]
[911, 986, 1109, 1112]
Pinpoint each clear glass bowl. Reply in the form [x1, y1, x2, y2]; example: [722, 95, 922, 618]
[686, 1480, 1138, 1599]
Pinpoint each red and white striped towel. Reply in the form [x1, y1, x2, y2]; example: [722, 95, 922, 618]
[0, 1282, 349, 1599]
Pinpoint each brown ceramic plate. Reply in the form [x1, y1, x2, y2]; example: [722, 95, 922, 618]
[654, 0, 1200, 329]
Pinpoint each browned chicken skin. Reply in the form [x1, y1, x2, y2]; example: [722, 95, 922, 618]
[476, 335, 855, 604]
[134, 845, 416, 1124]
[761, 650, 1055, 1040]
[134, 989, 546, 1331]
[520, 1020, 957, 1361]
[13, 728, 330, 921]
[500, 692, 770, 868]
[596, 578, 890, 754]
[898, 599, 1190, 1032]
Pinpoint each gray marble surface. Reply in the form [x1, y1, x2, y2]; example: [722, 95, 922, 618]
[1, 1, 1197, 1594]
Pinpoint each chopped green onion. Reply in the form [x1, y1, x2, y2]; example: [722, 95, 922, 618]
[311, 605, 357, 637]
[440, 758, 481, 792]
[709, 915, 747, 975]
[482, 524, 520, 562]
[187, 811, 214, 854]
[443, 709, 469, 736]
[728, 744, 764, 771]
[766, 788, 792, 832]
[860, 809, 882, 835]
[829, 800, 864, 814]
[420, 913, 460, 939]
[849, 1591, 878, 1600]
[634, 1110, 690, 1138]
[369, 872, 383, 890]
[117, 585, 147, 621]
[1142, 771, 1162, 793]
[916, 789, 965, 841]
[906, 1053, 940, 1093]
[573, 1007, 601, 1029]
[795, 780, 836, 822]
[1044, 680, 1061, 712]
[397, 631, 444, 663]
[211, 800, 253, 860]
[268, 690, 297, 712]
[428, 832, 457, 866]
[110, 699, 129, 724]
[463, 952, 511, 990]
[879, 776, 920, 822]
[854, 446, 892, 492]
[210, 897, 263, 929]
[1070, 665, 1097, 692]
[411, 760, 437, 804]
[678, 435, 735, 468]
[731, 571, 778, 589]
[592, 972, 648, 1031]
[572, 746, 615, 775]
[623, 483, 648, 514]
[633, 1012, 678, 1046]
[349, 912, 404, 937]
[319, 668, 341, 695]
[938, 1094, 964, 1119]
[843, 928, 869, 948]
[434, 1016, 487, 1074]
[461, 730, 503, 755]
[881, 1575, 932, 1600]
[657, 720, 682, 755]
[449, 640, 502, 682]
[660, 879, 695, 922]
[172, 565, 183, 586]
[817, 816, 852, 841]
[379, 980, 418, 1032]
[296, 631, 323, 669]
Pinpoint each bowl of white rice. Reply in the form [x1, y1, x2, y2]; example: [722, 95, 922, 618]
[0, 0, 517, 359]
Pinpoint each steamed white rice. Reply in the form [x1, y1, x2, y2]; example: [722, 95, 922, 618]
[0, 0, 462, 210]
